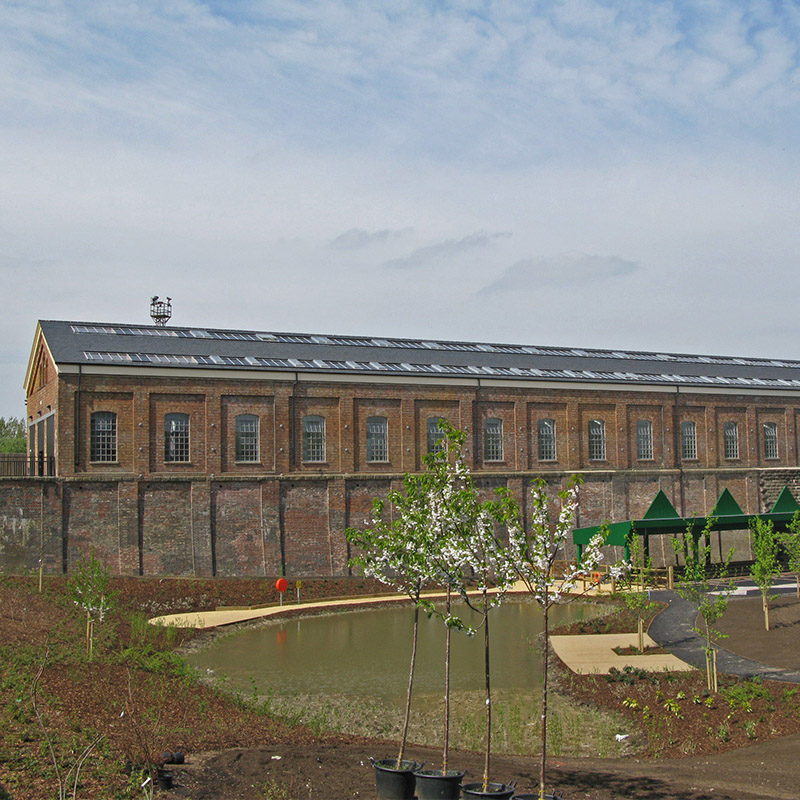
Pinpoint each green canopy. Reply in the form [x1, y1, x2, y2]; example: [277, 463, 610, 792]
[572, 486, 800, 561]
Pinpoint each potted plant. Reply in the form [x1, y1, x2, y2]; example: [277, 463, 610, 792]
[347, 474, 435, 799]
[430, 426, 518, 798]
[410, 426, 472, 799]
[507, 476, 624, 800]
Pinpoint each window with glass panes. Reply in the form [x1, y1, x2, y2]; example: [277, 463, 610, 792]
[90, 411, 117, 462]
[588, 419, 606, 460]
[763, 422, 778, 459]
[366, 416, 388, 462]
[165, 413, 190, 462]
[235, 414, 259, 462]
[724, 421, 739, 459]
[681, 421, 697, 460]
[537, 419, 556, 461]
[427, 417, 447, 453]
[483, 418, 503, 461]
[636, 420, 653, 460]
[303, 415, 326, 462]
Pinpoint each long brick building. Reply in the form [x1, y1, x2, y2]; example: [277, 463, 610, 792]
[4, 318, 800, 576]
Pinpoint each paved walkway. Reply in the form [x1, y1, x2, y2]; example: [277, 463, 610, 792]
[550, 631, 692, 674]
[649, 588, 800, 683]
[148, 582, 557, 629]
[149, 592, 414, 628]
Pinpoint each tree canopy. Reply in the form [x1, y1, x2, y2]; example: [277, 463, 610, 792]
[0, 417, 25, 453]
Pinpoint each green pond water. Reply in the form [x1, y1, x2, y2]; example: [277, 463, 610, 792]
[187, 598, 601, 702]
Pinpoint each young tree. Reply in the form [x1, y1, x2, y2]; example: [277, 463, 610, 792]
[68, 548, 115, 661]
[445, 486, 518, 794]
[507, 476, 623, 800]
[672, 518, 733, 692]
[780, 510, 800, 598]
[751, 517, 780, 631]
[346, 480, 433, 771]
[620, 529, 659, 653]
[419, 427, 471, 777]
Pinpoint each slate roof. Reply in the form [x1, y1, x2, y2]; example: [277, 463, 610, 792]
[35, 319, 800, 392]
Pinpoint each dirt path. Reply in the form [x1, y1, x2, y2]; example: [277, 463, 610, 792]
[164, 736, 800, 799]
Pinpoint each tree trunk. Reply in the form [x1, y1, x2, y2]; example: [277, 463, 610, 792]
[443, 586, 451, 773]
[398, 604, 420, 768]
[539, 591, 550, 800]
[482, 589, 491, 792]
[637, 616, 644, 653]
[764, 595, 770, 632]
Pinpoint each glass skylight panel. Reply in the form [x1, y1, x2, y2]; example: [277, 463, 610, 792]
[257, 358, 293, 368]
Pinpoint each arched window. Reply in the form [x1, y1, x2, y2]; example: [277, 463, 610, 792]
[303, 415, 326, 462]
[483, 418, 503, 461]
[165, 413, 190, 462]
[681, 421, 697, 460]
[588, 419, 606, 461]
[427, 417, 446, 454]
[763, 422, 778, 460]
[235, 414, 259, 462]
[724, 421, 739, 460]
[90, 411, 117, 462]
[636, 420, 653, 460]
[538, 418, 556, 461]
[366, 416, 388, 462]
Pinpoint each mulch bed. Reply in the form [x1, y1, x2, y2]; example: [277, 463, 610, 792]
[4, 576, 800, 799]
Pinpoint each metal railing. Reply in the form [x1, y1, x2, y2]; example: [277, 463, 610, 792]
[0, 454, 28, 477]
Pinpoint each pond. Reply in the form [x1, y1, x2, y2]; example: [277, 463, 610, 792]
[187, 597, 601, 702]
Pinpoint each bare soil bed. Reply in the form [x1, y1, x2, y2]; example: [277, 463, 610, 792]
[2, 577, 800, 799]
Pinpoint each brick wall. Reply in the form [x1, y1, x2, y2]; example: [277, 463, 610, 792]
[6, 368, 800, 576]
[1, 466, 792, 576]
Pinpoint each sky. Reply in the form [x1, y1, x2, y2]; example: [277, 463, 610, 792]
[3, 0, 800, 419]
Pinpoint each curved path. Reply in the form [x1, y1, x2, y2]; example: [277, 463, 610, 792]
[149, 584, 525, 628]
[649, 588, 800, 683]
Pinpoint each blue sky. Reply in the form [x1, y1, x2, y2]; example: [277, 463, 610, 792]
[2, 0, 800, 418]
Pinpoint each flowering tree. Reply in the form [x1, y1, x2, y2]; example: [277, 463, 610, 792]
[346, 470, 437, 770]
[427, 426, 518, 792]
[419, 427, 471, 776]
[507, 476, 621, 800]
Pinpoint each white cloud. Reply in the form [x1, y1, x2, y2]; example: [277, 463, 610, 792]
[482, 253, 640, 293]
[328, 228, 411, 250]
[384, 231, 511, 269]
[2, 1, 800, 417]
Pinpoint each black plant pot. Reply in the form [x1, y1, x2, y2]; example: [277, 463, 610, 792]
[513, 794, 562, 799]
[413, 768, 465, 800]
[460, 781, 515, 799]
[156, 768, 173, 790]
[371, 758, 420, 800]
